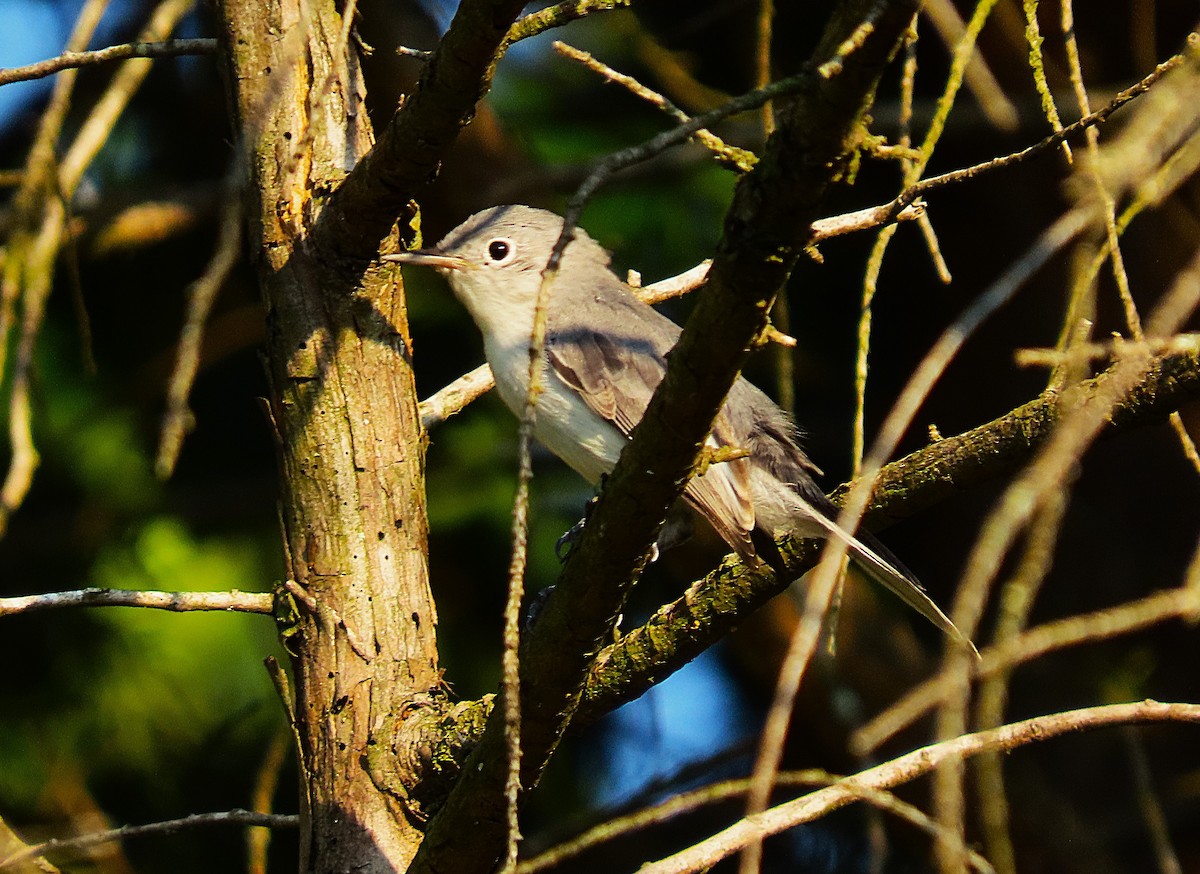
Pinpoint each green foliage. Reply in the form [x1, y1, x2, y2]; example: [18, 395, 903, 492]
[427, 407, 520, 529]
[85, 519, 280, 773]
[0, 517, 280, 808]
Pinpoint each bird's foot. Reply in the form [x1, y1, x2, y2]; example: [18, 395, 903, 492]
[555, 482, 606, 563]
[555, 518, 587, 563]
[525, 585, 554, 631]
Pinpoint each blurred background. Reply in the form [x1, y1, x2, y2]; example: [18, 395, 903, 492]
[2, 0, 1199, 871]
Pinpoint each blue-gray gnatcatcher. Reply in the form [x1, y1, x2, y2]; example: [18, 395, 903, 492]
[388, 205, 963, 644]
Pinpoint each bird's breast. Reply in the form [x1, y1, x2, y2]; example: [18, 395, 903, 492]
[484, 338, 626, 483]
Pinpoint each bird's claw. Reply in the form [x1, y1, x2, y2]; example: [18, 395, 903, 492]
[525, 585, 554, 631]
[555, 518, 587, 563]
[555, 484, 605, 562]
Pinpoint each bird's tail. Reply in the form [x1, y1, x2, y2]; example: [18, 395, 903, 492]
[800, 513, 976, 655]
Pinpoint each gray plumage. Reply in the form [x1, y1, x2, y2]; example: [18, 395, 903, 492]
[389, 204, 965, 645]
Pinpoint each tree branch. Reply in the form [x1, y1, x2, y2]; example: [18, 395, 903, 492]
[519, 768, 991, 874]
[0, 587, 273, 618]
[0, 38, 217, 87]
[640, 701, 1200, 873]
[886, 47, 1192, 217]
[0, 810, 297, 871]
[312, 0, 530, 269]
[503, 0, 632, 48]
[851, 584, 1200, 756]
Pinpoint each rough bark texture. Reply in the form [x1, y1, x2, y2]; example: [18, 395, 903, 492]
[216, 1, 440, 870]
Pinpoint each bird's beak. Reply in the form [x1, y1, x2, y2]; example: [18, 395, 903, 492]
[383, 249, 467, 271]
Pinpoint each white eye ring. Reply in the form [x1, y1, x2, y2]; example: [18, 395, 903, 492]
[485, 238, 516, 265]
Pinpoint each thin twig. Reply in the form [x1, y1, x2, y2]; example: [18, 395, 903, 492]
[1015, 334, 1200, 367]
[559, 66, 818, 244]
[1123, 727, 1185, 874]
[419, 364, 496, 429]
[58, 0, 197, 194]
[1021, 0, 1071, 159]
[754, 0, 792, 429]
[899, 49, 1189, 209]
[639, 701, 1200, 874]
[634, 260, 711, 304]
[0, 0, 108, 534]
[973, 493, 1069, 874]
[817, 1, 892, 79]
[853, 541, 1200, 756]
[0, 587, 274, 617]
[921, 0, 1019, 131]
[552, 42, 755, 172]
[0, 0, 196, 533]
[395, 45, 433, 61]
[497, 243, 574, 874]
[0, 38, 217, 86]
[502, 0, 632, 48]
[521, 769, 992, 874]
[0, 810, 298, 871]
[156, 179, 243, 479]
[853, 16, 920, 475]
[1058, 12, 1200, 480]
[247, 729, 291, 874]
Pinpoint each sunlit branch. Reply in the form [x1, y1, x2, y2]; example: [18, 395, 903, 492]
[0, 38, 217, 87]
[641, 701, 1200, 874]
[0, 587, 274, 618]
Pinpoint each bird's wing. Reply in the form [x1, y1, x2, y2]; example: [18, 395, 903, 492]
[545, 289, 758, 560]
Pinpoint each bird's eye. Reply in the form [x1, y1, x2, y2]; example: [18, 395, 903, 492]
[486, 239, 514, 263]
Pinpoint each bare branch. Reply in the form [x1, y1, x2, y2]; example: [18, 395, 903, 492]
[811, 200, 925, 242]
[553, 41, 756, 172]
[1123, 727, 1185, 874]
[0, 587, 274, 618]
[502, 0, 632, 48]
[852, 584, 1200, 755]
[0, 38, 217, 87]
[921, 0, 1018, 132]
[896, 48, 1192, 211]
[560, 66, 817, 232]
[248, 730, 291, 874]
[156, 181, 243, 479]
[520, 769, 992, 874]
[0, 810, 297, 871]
[313, 0, 530, 267]
[639, 701, 1200, 873]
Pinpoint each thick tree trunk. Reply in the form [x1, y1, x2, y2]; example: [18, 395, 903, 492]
[216, 1, 439, 870]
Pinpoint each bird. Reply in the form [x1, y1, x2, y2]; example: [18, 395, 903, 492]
[387, 204, 965, 645]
